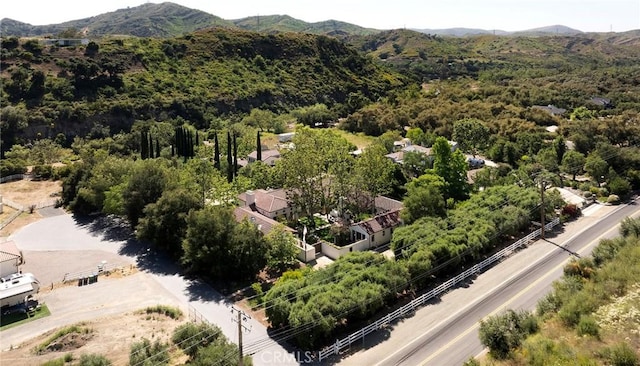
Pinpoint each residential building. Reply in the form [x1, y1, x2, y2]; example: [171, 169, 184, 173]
[238, 189, 294, 220]
[247, 149, 281, 166]
[349, 209, 402, 249]
[0, 241, 22, 278]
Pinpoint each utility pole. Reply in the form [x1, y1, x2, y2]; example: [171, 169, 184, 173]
[231, 306, 251, 366]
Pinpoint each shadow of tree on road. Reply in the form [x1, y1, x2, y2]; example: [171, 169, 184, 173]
[184, 279, 230, 303]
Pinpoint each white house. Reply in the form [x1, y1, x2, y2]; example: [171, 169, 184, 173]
[349, 209, 402, 249]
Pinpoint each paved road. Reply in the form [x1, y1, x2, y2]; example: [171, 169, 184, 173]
[6, 214, 297, 365]
[340, 199, 640, 366]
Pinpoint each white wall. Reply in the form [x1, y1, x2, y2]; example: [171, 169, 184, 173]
[0, 258, 19, 278]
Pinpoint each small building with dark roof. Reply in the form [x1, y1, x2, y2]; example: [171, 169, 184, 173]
[349, 209, 402, 249]
[533, 104, 567, 116]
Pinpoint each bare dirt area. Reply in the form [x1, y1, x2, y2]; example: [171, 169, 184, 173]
[0, 179, 63, 236]
[2, 311, 188, 366]
[0, 179, 62, 206]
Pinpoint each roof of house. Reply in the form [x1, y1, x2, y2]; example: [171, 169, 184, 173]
[589, 97, 612, 106]
[375, 196, 404, 213]
[0, 241, 21, 263]
[354, 209, 402, 235]
[248, 149, 281, 160]
[533, 105, 567, 116]
[233, 206, 295, 235]
[385, 144, 432, 163]
[238, 189, 290, 213]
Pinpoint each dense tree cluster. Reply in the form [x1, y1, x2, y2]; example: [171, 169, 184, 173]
[264, 252, 410, 348]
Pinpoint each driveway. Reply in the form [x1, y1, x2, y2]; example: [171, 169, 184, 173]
[6, 214, 297, 365]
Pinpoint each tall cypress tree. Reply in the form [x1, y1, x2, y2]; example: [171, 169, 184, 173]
[213, 132, 220, 170]
[156, 138, 161, 158]
[148, 133, 154, 159]
[141, 131, 148, 160]
[233, 133, 238, 177]
[227, 131, 233, 183]
[256, 131, 262, 161]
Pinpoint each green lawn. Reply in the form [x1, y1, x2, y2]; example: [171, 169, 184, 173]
[333, 129, 375, 149]
[0, 304, 51, 331]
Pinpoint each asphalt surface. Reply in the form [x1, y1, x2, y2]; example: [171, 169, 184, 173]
[340, 199, 640, 366]
[4, 214, 297, 365]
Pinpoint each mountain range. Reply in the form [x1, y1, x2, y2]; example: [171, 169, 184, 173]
[1, 2, 593, 38]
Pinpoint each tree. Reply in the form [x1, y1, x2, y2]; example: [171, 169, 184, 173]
[553, 135, 567, 165]
[402, 173, 446, 224]
[242, 108, 276, 131]
[256, 131, 262, 161]
[213, 132, 220, 170]
[453, 118, 490, 157]
[265, 225, 299, 273]
[226, 131, 233, 183]
[292, 103, 334, 127]
[233, 133, 238, 177]
[561, 150, 586, 181]
[584, 153, 609, 186]
[401, 150, 432, 180]
[181, 206, 268, 280]
[433, 137, 469, 202]
[122, 159, 169, 226]
[352, 142, 396, 213]
[536, 148, 559, 173]
[277, 128, 352, 222]
[136, 187, 201, 259]
[406, 127, 426, 146]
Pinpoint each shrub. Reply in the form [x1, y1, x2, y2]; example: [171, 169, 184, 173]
[577, 315, 600, 338]
[479, 309, 538, 360]
[583, 191, 593, 198]
[78, 354, 112, 366]
[608, 177, 632, 197]
[561, 204, 581, 220]
[536, 292, 562, 317]
[607, 194, 621, 205]
[142, 305, 183, 320]
[129, 338, 169, 366]
[601, 342, 639, 366]
[172, 322, 222, 358]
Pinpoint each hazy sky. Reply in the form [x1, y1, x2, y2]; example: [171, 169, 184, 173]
[2, 0, 639, 32]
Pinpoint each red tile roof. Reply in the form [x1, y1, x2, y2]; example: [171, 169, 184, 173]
[233, 206, 295, 235]
[355, 209, 402, 235]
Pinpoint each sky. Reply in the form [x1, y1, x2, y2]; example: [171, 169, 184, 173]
[2, 0, 639, 33]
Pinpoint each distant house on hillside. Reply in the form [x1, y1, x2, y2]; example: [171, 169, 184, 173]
[42, 38, 90, 47]
[247, 149, 281, 166]
[589, 96, 613, 109]
[533, 104, 567, 116]
[385, 140, 457, 164]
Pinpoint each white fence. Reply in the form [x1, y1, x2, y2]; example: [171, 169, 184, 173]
[317, 217, 560, 362]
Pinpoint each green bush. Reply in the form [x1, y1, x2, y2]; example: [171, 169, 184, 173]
[577, 315, 600, 338]
[608, 177, 632, 197]
[78, 354, 112, 366]
[172, 322, 222, 358]
[142, 305, 183, 320]
[602, 342, 639, 366]
[607, 194, 621, 205]
[129, 338, 169, 366]
[536, 292, 562, 317]
[478, 309, 538, 360]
